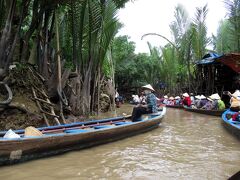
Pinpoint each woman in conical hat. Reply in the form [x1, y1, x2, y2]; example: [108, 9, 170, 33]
[182, 93, 189, 97]
[174, 96, 181, 105]
[131, 84, 157, 122]
[202, 96, 214, 110]
[182, 92, 191, 107]
[198, 95, 208, 108]
[210, 93, 226, 110]
[227, 90, 240, 111]
[208, 94, 219, 110]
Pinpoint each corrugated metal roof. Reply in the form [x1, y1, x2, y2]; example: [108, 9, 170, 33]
[197, 53, 240, 74]
[196, 53, 222, 65]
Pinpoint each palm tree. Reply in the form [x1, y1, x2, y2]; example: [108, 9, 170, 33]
[65, 0, 124, 115]
[224, 0, 240, 52]
[192, 4, 210, 61]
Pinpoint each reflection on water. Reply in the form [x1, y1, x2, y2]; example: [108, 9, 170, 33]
[0, 106, 240, 180]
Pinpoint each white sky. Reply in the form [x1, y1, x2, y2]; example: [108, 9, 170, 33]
[117, 0, 227, 53]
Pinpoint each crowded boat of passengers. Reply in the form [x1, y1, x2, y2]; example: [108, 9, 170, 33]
[131, 88, 240, 114]
[160, 92, 226, 111]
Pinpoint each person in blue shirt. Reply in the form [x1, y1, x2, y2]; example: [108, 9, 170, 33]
[131, 84, 157, 122]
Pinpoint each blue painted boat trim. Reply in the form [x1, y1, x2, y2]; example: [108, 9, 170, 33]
[0, 107, 166, 140]
[0, 115, 129, 135]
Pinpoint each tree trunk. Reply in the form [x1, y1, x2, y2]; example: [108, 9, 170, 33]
[0, 0, 16, 74]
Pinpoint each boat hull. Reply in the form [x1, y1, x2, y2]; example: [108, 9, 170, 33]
[183, 106, 224, 116]
[0, 109, 165, 165]
[221, 109, 240, 139]
[166, 105, 183, 109]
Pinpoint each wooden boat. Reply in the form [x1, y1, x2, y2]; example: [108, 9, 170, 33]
[165, 104, 183, 109]
[183, 106, 225, 116]
[221, 109, 240, 139]
[0, 107, 166, 165]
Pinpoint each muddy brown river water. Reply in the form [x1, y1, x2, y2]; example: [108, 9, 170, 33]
[0, 105, 240, 180]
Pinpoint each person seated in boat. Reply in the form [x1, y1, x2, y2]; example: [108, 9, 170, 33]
[132, 95, 140, 105]
[201, 97, 214, 110]
[182, 93, 191, 107]
[192, 95, 201, 108]
[209, 94, 219, 110]
[163, 95, 168, 104]
[228, 90, 240, 112]
[217, 97, 226, 110]
[190, 93, 195, 105]
[199, 95, 208, 108]
[168, 96, 175, 105]
[209, 93, 225, 110]
[131, 84, 157, 122]
[139, 91, 146, 105]
[174, 96, 181, 105]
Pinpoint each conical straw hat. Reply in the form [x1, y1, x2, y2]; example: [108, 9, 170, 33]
[207, 97, 213, 102]
[24, 126, 43, 137]
[233, 90, 240, 97]
[195, 95, 201, 100]
[210, 93, 221, 100]
[183, 93, 189, 97]
[142, 84, 155, 91]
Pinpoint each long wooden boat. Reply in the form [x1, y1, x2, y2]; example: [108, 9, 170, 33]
[0, 107, 166, 165]
[165, 104, 183, 109]
[183, 106, 225, 116]
[221, 109, 240, 139]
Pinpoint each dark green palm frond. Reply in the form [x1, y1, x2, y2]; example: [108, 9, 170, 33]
[224, 0, 240, 51]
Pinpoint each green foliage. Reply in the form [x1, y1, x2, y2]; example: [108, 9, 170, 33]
[114, 4, 210, 93]
[223, 0, 240, 52]
[192, 4, 210, 61]
[213, 20, 233, 53]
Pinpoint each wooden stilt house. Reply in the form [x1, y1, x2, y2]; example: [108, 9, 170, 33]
[196, 53, 240, 96]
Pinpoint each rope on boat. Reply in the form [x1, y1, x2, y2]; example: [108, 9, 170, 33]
[0, 82, 13, 106]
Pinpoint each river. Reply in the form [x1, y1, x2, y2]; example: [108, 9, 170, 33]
[0, 105, 240, 180]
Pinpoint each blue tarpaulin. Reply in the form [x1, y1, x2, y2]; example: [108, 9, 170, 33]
[196, 53, 222, 65]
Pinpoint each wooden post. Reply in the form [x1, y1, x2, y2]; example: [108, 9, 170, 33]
[55, 11, 61, 95]
[55, 11, 66, 124]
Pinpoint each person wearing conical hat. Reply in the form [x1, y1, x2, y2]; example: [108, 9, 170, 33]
[182, 93, 191, 107]
[227, 90, 240, 112]
[131, 84, 157, 122]
[163, 95, 168, 104]
[168, 96, 174, 105]
[202, 96, 214, 110]
[139, 91, 146, 105]
[199, 95, 208, 108]
[210, 93, 225, 110]
[193, 95, 201, 108]
[209, 94, 218, 110]
[190, 93, 195, 106]
[174, 96, 181, 105]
